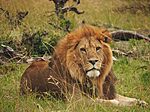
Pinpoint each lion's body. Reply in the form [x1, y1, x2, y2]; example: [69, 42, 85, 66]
[20, 24, 147, 106]
[20, 24, 116, 99]
[20, 60, 116, 99]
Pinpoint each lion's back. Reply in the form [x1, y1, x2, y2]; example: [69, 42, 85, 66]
[20, 60, 50, 95]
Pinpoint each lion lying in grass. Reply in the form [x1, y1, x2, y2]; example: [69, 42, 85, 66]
[20, 24, 147, 106]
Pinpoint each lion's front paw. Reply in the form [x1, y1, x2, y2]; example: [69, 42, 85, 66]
[95, 98, 120, 106]
[137, 100, 148, 107]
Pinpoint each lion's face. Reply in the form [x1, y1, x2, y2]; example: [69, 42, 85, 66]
[76, 37, 104, 78]
[66, 36, 112, 83]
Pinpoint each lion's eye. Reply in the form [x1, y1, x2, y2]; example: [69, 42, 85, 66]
[80, 48, 86, 53]
[96, 47, 101, 52]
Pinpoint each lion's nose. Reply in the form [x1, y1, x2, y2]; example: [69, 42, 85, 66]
[89, 59, 98, 65]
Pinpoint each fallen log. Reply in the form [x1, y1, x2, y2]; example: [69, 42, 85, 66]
[111, 30, 150, 42]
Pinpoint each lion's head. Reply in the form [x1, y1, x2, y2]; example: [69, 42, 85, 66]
[54, 24, 113, 83]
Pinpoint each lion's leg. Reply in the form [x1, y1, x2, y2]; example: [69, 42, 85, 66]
[96, 98, 120, 105]
[115, 94, 138, 106]
[20, 77, 32, 95]
[115, 94, 148, 106]
[103, 69, 116, 100]
[96, 94, 148, 106]
[97, 80, 104, 98]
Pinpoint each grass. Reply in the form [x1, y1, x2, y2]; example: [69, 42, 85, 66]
[0, 0, 150, 111]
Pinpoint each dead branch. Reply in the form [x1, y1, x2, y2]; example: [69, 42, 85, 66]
[0, 44, 26, 64]
[26, 56, 51, 64]
[1, 44, 16, 58]
[49, 0, 84, 18]
[111, 30, 150, 42]
[61, 6, 84, 15]
[112, 49, 133, 56]
[48, 0, 84, 32]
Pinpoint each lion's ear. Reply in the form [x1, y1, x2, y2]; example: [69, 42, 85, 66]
[101, 29, 112, 44]
[103, 36, 112, 43]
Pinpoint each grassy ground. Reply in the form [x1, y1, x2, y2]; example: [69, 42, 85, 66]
[0, 0, 150, 112]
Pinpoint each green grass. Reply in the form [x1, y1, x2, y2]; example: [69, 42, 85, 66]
[0, 0, 150, 111]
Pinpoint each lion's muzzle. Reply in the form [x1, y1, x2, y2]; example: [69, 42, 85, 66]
[85, 59, 101, 78]
[86, 69, 100, 78]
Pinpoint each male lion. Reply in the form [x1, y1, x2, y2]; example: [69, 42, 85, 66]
[20, 24, 147, 106]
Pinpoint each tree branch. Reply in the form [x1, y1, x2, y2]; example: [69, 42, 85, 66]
[111, 30, 150, 42]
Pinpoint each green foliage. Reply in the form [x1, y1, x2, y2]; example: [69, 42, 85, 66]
[25, 30, 65, 57]
[23, 31, 51, 56]
[60, 19, 71, 30]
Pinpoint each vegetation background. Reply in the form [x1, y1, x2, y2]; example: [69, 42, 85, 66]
[0, 0, 150, 111]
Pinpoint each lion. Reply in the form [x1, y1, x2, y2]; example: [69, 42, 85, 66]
[20, 24, 147, 106]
